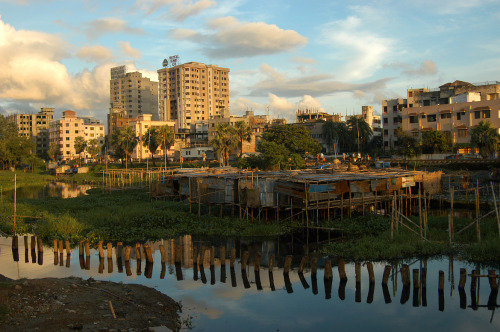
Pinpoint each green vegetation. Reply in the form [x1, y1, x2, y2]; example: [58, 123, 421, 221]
[2, 171, 500, 263]
[470, 120, 500, 158]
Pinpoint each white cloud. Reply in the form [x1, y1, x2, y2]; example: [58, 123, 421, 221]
[291, 56, 317, 64]
[171, 16, 307, 58]
[384, 60, 438, 77]
[134, 0, 216, 21]
[83, 18, 145, 40]
[76, 44, 114, 63]
[248, 63, 390, 98]
[321, 15, 393, 81]
[266, 94, 324, 122]
[118, 41, 142, 59]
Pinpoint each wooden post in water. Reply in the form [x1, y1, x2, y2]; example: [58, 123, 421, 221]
[338, 258, 347, 281]
[255, 252, 261, 272]
[65, 240, 71, 255]
[135, 243, 141, 260]
[37, 237, 43, 253]
[58, 240, 64, 255]
[79, 240, 84, 256]
[220, 246, 226, 266]
[284, 255, 293, 274]
[159, 245, 166, 263]
[241, 251, 249, 271]
[488, 270, 498, 291]
[124, 246, 131, 261]
[458, 268, 467, 289]
[298, 256, 308, 274]
[144, 244, 153, 263]
[107, 243, 112, 259]
[438, 270, 445, 291]
[98, 241, 104, 259]
[230, 247, 236, 268]
[476, 186, 481, 242]
[367, 262, 375, 284]
[382, 265, 392, 285]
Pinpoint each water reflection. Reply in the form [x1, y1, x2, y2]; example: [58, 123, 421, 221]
[1, 235, 500, 331]
[4, 182, 91, 200]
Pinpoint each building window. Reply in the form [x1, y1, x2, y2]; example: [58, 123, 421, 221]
[409, 116, 418, 124]
[483, 110, 490, 118]
[440, 113, 451, 119]
[427, 115, 436, 122]
[474, 111, 481, 119]
[458, 129, 467, 138]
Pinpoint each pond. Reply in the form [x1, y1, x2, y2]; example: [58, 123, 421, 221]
[1, 235, 499, 331]
[3, 182, 92, 200]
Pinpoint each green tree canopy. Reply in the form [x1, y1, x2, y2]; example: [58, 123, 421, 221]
[111, 126, 138, 168]
[157, 125, 175, 167]
[143, 127, 162, 166]
[48, 143, 60, 162]
[421, 129, 450, 154]
[262, 124, 321, 156]
[346, 116, 373, 153]
[86, 139, 101, 161]
[470, 120, 500, 158]
[322, 121, 349, 154]
[210, 123, 238, 166]
[0, 115, 36, 169]
[74, 136, 87, 163]
[395, 128, 420, 158]
[234, 121, 253, 158]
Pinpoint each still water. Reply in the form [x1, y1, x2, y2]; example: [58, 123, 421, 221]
[1, 236, 499, 331]
[4, 182, 91, 200]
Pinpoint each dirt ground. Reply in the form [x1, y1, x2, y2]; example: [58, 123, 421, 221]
[0, 274, 181, 332]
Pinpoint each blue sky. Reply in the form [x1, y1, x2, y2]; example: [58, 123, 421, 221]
[1, 0, 499, 123]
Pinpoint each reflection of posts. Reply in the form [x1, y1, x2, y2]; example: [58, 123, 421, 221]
[255, 252, 262, 290]
[230, 266, 237, 287]
[98, 257, 104, 274]
[438, 270, 445, 312]
[355, 262, 361, 303]
[324, 259, 333, 299]
[200, 261, 207, 284]
[160, 262, 166, 279]
[412, 269, 420, 307]
[311, 257, 318, 295]
[145, 261, 153, 279]
[298, 256, 309, 289]
[367, 262, 375, 304]
[382, 283, 392, 304]
[107, 258, 113, 274]
[242, 269, 251, 289]
[79, 255, 85, 270]
[471, 269, 478, 310]
[269, 254, 275, 291]
[421, 267, 427, 307]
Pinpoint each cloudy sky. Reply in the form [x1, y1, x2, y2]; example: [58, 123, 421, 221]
[1, 0, 499, 124]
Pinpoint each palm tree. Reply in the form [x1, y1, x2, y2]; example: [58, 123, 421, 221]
[470, 120, 500, 158]
[157, 125, 175, 168]
[210, 123, 238, 166]
[111, 126, 138, 169]
[74, 136, 87, 165]
[234, 121, 253, 158]
[347, 116, 372, 154]
[143, 127, 162, 167]
[322, 121, 349, 156]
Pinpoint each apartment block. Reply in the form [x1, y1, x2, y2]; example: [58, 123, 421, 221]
[157, 62, 230, 130]
[49, 110, 105, 161]
[296, 109, 342, 154]
[109, 66, 159, 135]
[127, 114, 175, 160]
[361, 106, 382, 137]
[7, 107, 54, 157]
[401, 98, 500, 146]
[381, 98, 407, 151]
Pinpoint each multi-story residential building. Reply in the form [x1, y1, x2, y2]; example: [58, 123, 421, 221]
[295, 109, 342, 154]
[157, 62, 230, 130]
[7, 107, 54, 157]
[383, 80, 500, 151]
[127, 114, 176, 161]
[361, 106, 382, 137]
[401, 97, 500, 147]
[49, 110, 105, 161]
[109, 66, 159, 135]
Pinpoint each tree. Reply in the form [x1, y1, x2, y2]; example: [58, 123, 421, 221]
[262, 125, 322, 156]
[347, 116, 372, 154]
[111, 126, 138, 169]
[74, 136, 87, 164]
[158, 125, 175, 168]
[86, 139, 101, 162]
[143, 127, 162, 166]
[395, 128, 420, 158]
[234, 121, 253, 158]
[470, 120, 500, 158]
[210, 123, 238, 166]
[421, 129, 449, 154]
[48, 143, 60, 162]
[322, 121, 349, 155]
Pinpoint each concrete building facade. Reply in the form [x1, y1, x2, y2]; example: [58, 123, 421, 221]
[49, 110, 105, 161]
[109, 66, 159, 136]
[128, 114, 176, 161]
[157, 62, 230, 130]
[7, 107, 54, 157]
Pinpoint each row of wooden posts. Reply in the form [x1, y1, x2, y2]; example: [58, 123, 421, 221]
[101, 168, 175, 191]
[11, 237, 499, 309]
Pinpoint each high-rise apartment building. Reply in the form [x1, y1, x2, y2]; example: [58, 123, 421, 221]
[109, 66, 159, 136]
[7, 107, 54, 157]
[157, 62, 230, 130]
[361, 106, 382, 137]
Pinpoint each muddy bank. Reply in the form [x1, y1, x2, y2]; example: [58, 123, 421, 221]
[0, 275, 181, 331]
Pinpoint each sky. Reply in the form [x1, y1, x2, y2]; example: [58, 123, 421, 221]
[1, 0, 500, 125]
